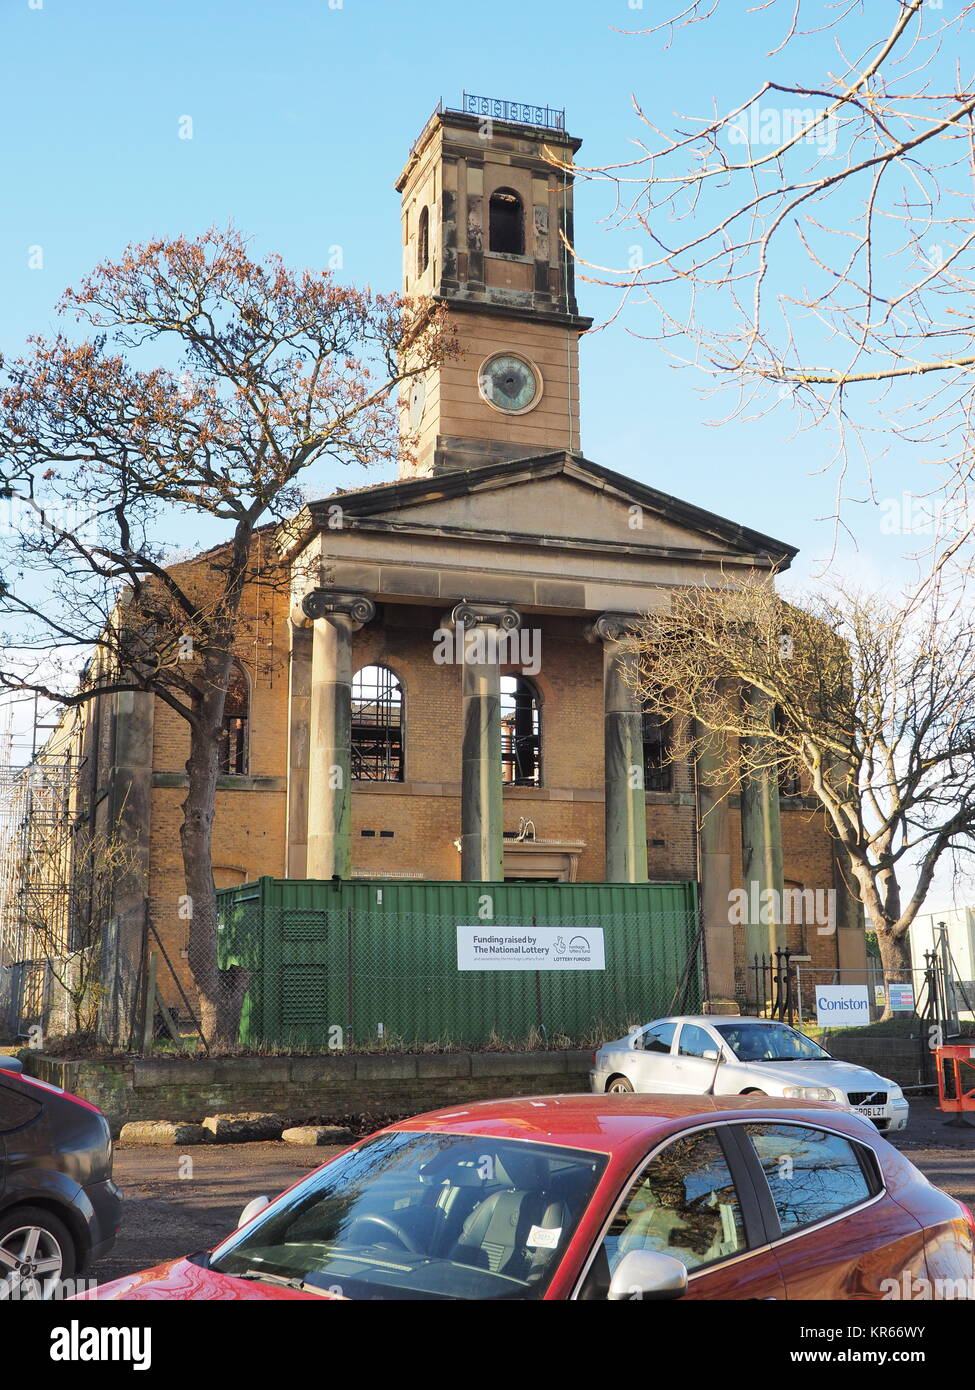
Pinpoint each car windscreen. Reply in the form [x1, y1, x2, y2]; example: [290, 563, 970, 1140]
[713, 1022, 831, 1062]
[207, 1130, 607, 1300]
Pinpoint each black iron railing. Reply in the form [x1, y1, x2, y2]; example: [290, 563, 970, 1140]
[751, 948, 796, 1023]
[454, 92, 565, 131]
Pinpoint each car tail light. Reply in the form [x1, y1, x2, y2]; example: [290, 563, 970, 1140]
[14, 1071, 104, 1115]
[960, 1201, 975, 1237]
[592, 1052, 598, 1067]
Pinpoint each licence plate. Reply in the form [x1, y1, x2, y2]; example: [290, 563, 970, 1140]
[854, 1104, 886, 1118]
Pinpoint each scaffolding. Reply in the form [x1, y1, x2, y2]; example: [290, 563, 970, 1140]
[0, 688, 89, 1040]
[0, 747, 84, 964]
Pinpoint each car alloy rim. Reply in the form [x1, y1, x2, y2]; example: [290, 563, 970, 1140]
[0, 1225, 64, 1301]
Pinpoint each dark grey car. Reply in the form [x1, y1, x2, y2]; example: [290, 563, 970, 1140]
[0, 1066, 121, 1298]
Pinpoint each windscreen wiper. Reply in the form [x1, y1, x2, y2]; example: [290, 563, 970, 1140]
[235, 1268, 339, 1297]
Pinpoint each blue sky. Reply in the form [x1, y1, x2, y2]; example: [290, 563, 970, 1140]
[0, 0, 927, 586]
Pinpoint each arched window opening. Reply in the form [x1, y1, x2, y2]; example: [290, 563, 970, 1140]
[417, 206, 430, 275]
[351, 665, 404, 782]
[774, 704, 801, 795]
[501, 675, 540, 786]
[489, 188, 524, 255]
[642, 705, 672, 792]
[219, 665, 249, 775]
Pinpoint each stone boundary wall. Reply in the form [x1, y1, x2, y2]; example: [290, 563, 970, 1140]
[23, 1050, 594, 1136]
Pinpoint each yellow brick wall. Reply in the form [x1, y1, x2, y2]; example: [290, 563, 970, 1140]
[129, 560, 848, 1003]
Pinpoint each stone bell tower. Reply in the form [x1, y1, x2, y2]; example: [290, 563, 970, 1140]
[396, 95, 592, 478]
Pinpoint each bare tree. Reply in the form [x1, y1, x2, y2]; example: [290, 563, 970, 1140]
[564, 0, 975, 567]
[630, 573, 975, 977]
[0, 226, 454, 1044]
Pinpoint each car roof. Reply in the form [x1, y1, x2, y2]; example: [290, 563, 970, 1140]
[652, 1016, 792, 1028]
[384, 1093, 859, 1162]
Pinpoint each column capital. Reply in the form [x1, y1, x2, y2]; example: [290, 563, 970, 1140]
[587, 612, 643, 645]
[300, 589, 376, 627]
[448, 600, 521, 632]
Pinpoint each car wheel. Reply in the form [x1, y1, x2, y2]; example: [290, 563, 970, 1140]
[606, 1076, 634, 1094]
[0, 1207, 75, 1301]
[741, 1089, 767, 1096]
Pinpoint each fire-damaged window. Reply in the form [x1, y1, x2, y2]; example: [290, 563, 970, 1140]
[219, 664, 249, 775]
[489, 188, 524, 255]
[775, 704, 802, 795]
[351, 664, 404, 782]
[642, 705, 673, 792]
[501, 675, 541, 786]
[417, 205, 430, 275]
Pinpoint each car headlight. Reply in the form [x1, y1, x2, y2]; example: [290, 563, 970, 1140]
[783, 1085, 838, 1101]
[887, 1085, 904, 1100]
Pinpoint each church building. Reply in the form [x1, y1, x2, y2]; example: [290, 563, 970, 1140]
[29, 99, 868, 1030]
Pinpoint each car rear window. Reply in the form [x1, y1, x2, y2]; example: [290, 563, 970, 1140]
[0, 1083, 42, 1132]
[743, 1123, 878, 1234]
[638, 1022, 676, 1053]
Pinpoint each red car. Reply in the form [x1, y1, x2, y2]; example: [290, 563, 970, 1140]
[78, 1094, 974, 1301]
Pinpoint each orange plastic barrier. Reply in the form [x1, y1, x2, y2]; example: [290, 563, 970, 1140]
[936, 1044, 975, 1126]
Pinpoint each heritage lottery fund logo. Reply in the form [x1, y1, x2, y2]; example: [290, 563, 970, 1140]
[50, 1321, 151, 1372]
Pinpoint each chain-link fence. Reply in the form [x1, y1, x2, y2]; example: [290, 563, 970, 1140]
[0, 950, 96, 1042]
[0, 959, 46, 1040]
[790, 964, 929, 1028]
[747, 953, 974, 1034]
[213, 881, 704, 1050]
[94, 903, 147, 1048]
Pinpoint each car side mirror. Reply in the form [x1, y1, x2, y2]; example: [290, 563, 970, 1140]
[702, 1049, 720, 1062]
[237, 1195, 271, 1229]
[607, 1250, 688, 1302]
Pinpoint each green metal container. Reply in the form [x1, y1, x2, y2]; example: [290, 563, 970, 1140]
[217, 878, 700, 1049]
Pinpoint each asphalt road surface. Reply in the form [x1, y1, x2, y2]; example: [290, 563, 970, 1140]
[90, 1096, 975, 1289]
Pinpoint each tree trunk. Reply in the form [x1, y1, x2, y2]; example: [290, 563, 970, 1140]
[845, 856, 911, 1019]
[180, 675, 251, 1048]
[874, 925, 912, 980]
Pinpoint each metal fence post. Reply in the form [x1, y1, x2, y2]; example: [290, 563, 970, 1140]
[346, 906, 354, 1048]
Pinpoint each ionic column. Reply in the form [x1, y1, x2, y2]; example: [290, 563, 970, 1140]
[695, 721, 735, 1002]
[739, 682, 785, 968]
[589, 614, 648, 883]
[450, 601, 521, 882]
[301, 589, 376, 879]
[285, 611, 313, 878]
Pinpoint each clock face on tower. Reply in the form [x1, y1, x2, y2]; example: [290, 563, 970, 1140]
[477, 353, 541, 414]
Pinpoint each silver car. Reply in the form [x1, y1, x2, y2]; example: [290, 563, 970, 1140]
[591, 1015, 910, 1133]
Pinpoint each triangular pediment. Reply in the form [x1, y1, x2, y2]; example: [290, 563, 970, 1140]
[295, 452, 795, 566]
